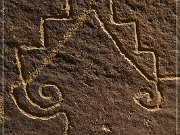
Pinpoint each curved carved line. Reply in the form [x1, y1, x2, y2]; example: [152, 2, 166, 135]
[13, 48, 68, 119]
[26, 13, 88, 83]
[133, 83, 163, 111]
[10, 85, 62, 119]
[12, 48, 70, 134]
[90, 6, 163, 110]
[26, 83, 63, 109]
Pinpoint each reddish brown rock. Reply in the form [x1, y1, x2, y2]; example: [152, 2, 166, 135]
[2, 0, 179, 135]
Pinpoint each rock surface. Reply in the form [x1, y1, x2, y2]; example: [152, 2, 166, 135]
[2, 0, 179, 135]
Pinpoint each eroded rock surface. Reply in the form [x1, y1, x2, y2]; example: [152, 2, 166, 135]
[3, 0, 179, 135]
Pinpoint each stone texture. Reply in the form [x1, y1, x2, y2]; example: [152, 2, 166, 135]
[2, 0, 179, 135]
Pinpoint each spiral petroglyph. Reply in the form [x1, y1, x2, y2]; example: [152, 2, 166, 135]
[6, 0, 178, 134]
[10, 0, 179, 118]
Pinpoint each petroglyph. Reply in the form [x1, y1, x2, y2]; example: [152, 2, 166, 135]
[11, 0, 178, 126]
[108, 0, 178, 110]
[90, 0, 178, 111]
[90, 8, 162, 111]
[11, 8, 90, 126]
[12, 47, 64, 119]
[10, 1, 74, 134]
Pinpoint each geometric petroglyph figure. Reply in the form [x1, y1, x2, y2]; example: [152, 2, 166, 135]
[10, 0, 180, 129]
[96, 0, 179, 110]
[10, 0, 73, 135]
[11, 12, 87, 132]
[10, 2, 160, 127]
[11, 47, 70, 133]
[91, 0, 163, 111]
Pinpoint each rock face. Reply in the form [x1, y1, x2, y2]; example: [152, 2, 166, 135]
[2, 0, 179, 135]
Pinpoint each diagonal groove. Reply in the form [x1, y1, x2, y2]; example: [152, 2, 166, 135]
[91, 6, 155, 82]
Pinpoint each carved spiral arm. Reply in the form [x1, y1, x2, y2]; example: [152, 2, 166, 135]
[134, 83, 162, 111]
[11, 82, 63, 120]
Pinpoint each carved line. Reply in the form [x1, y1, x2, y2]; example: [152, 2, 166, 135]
[67, 0, 73, 17]
[11, 1, 74, 134]
[109, 0, 157, 80]
[39, 84, 57, 100]
[134, 23, 158, 80]
[92, 9, 162, 111]
[91, 1, 165, 110]
[66, 0, 71, 16]
[109, 1, 162, 110]
[12, 10, 88, 121]
[10, 94, 61, 120]
[92, 8, 152, 83]
[12, 5, 92, 135]
[40, 17, 45, 47]
[111, 0, 178, 80]
[39, 0, 73, 48]
[27, 12, 88, 84]
[109, 0, 179, 110]
[14, 49, 60, 111]
[63, 111, 70, 135]
[23, 2, 89, 83]
[12, 0, 178, 124]
[159, 77, 180, 81]
[11, 50, 59, 118]
[26, 84, 63, 109]
[11, 84, 69, 134]
[133, 82, 162, 111]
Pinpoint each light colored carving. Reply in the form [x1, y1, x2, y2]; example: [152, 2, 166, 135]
[94, 11, 150, 83]
[27, 13, 87, 83]
[13, 49, 62, 115]
[109, 0, 179, 110]
[11, 0, 179, 126]
[66, 0, 71, 16]
[10, 0, 73, 134]
[92, 9, 162, 111]
[92, 0, 179, 111]
[159, 77, 180, 81]
[40, 17, 45, 47]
